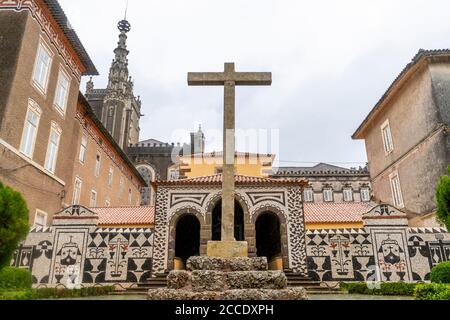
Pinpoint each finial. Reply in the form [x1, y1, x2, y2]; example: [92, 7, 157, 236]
[118, 0, 131, 33]
[124, 0, 129, 20]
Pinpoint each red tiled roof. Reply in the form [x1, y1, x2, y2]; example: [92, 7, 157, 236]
[304, 202, 374, 223]
[90, 202, 373, 226]
[153, 174, 307, 187]
[91, 206, 155, 226]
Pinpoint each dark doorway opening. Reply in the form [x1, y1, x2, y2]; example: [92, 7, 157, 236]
[255, 212, 282, 262]
[211, 199, 245, 241]
[175, 214, 200, 264]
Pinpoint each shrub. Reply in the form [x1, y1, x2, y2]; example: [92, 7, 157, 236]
[436, 166, 450, 230]
[0, 267, 32, 290]
[0, 286, 116, 300]
[340, 282, 417, 296]
[431, 261, 450, 284]
[0, 181, 29, 269]
[0, 290, 35, 300]
[414, 283, 450, 300]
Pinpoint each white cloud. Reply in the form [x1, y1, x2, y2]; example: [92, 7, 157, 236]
[60, 0, 450, 167]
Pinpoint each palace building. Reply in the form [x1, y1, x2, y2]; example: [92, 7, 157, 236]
[353, 49, 450, 227]
[0, 0, 145, 226]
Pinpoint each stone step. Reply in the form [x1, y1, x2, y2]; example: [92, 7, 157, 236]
[307, 290, 345, 295]
[148, 288, 308, 300]
[187, 256, 268, 272]
[168, 270, 288, 291]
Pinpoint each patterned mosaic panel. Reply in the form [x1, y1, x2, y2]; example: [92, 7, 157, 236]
[306, 229, 375, 282]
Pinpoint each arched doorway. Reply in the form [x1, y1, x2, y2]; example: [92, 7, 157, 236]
[255, 212, 282, 269]
[211, 199, 245, 241]
[175, 215, 200, 268]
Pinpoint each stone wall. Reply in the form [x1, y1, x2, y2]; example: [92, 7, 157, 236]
[11, 206, 154, 289]
[306, 204, 450, 283]
[14, 204, 449, 288]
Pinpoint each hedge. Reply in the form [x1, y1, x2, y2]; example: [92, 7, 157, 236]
[0, 268, 32, 290]
[340, 282, 417, 296]
[414, 283, 450, 300]
[430, 261, 450, 284]
[0, 286, 115, 300]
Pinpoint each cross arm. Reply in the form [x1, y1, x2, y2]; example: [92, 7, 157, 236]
[233, 72, 272, 86]
[188, 73, 226, 86]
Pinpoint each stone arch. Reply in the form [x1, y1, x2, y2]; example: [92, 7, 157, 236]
[167, 207, 205, 270]
[255, 212, 282, 269]
[206, 191, 251, 242]
[251, 205, 289, 268]
[174, 214, 200, 268]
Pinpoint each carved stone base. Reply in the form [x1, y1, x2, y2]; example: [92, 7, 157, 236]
[207, 241, 248, 258]
[148, 257, 308, 301]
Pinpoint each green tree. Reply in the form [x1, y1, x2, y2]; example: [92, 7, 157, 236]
[436, 166, 450, 230]
[0, 182, 29, 269]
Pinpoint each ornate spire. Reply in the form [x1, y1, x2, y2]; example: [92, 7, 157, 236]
[107, 14, 131, 91]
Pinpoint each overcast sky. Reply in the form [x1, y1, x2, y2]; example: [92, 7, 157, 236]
[60, 0, 450, 168]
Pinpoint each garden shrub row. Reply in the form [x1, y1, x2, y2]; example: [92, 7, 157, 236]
[0, 286, 116, 300]
[340, 282, 417, 296]
[413, 283, 450, 300]
[0, 267, 32, 290]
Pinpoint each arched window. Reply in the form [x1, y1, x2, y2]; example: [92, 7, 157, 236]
[136, 164, 156, 205]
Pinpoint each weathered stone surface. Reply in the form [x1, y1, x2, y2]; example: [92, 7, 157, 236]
[167, 270, 191, 289]
[207, 240, 248, 258]
[221, 288, 308, 300]
[148, 289, 221, 301]
[187, 256, 267, 271]
[147, 288, 308, 300]
[191, 270, 226, 292]
[226, 271, 287, 290]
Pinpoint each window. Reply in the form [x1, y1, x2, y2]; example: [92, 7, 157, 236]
[44, 122, 62, 173]
[32, 41, 52, 94]
[90, 190, 97, 207]
[389, 171, 404, 208]
[119, 177, 124, 195]
[34, 210, 47, 228]
[128, 188, 132, 205]
[54, 68, 70, 114]
[95, 153, 101, 177]
[323, 188, 333, 202]
[72, 177, 82, 205]
[108, 167, 114, 187]
[79, 136, 87, 164]
[360, 187, 371, 202]
[20, 100, 41, 158]
[343, 188, 353, 202]
[303, 188, 314, 202]
[381, 120, 394, 155]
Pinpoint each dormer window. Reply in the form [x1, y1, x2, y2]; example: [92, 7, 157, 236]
[323, 188, 333, 202]
[343, 187, 353, 202]
[303, 188, 314, 202]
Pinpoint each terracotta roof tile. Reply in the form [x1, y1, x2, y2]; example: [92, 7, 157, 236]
[91, 206, 154, 226]
[304, 202, 374, 223]
[154, 174, 307, 187]
[90, 202, 373, 226]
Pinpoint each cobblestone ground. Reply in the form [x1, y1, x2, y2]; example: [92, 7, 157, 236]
[55, 294, 413, 300]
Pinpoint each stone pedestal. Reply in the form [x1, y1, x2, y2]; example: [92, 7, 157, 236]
[148, 256, 308, 300]
[207, 241, 248, 258]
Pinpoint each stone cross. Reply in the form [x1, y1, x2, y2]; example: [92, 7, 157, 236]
[188, 63, 272, 241]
